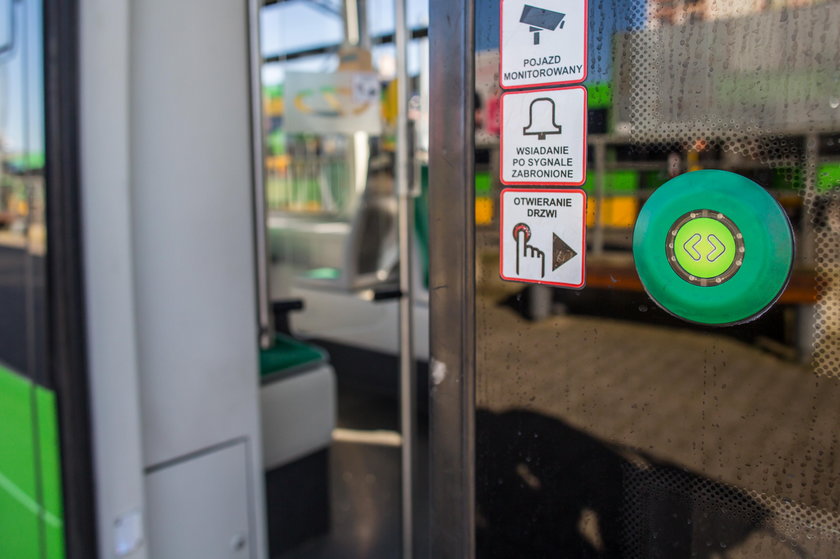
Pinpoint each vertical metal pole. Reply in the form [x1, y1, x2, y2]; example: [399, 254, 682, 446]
[429, 0, 475, 555]
[248, 0, 273, 349]
[343, 0, 369, 48]
[343, 0, 360, 45]
[358, 0, 370, 50]
[395, 0, 415, 557]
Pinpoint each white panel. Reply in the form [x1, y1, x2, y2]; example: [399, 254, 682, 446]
[146, 443, 253, 559]
[130, 0, 261, 469]
[80, 0, 148, 557]
[128, 0, 267, 555]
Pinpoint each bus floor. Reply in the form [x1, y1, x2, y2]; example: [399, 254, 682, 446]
[279, 383, 430, 559]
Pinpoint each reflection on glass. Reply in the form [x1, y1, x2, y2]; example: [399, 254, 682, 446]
[0, 0, 45, 379]
[367, 0, 429, 34]
[260, 2, 344, 57]
[257, 4, 430, 556]
[260, 1, 428, 293]
[476, 0, 840, 557]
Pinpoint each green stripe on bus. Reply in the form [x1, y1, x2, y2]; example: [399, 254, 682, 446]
[0, 365, 65, 559]
[36, 386, 66, 558]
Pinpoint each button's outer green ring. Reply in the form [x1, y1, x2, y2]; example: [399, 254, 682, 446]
[633, 170, 794, 325]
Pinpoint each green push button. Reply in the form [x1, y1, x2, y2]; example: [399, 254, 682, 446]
[633, 170, 794, 326]
[668, 210, 743, 286]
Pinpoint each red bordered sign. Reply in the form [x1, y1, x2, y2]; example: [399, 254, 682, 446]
[500, 85, 588, 187]
[500, 188, 587, 289]
[499, 0, 588, 90]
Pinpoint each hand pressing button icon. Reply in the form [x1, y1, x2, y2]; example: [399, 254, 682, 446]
[514, 223, 545, 278]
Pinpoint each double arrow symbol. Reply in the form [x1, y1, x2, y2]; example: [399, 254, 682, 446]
[683, 233, 726, 263]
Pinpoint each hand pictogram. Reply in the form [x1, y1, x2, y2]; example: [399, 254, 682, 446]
[514, 223, 545, 278]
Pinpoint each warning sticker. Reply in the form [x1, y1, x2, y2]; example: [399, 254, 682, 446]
[500, 86, 587, 186]
[500, 188, 586, 288]
[500, 0, 588, 89]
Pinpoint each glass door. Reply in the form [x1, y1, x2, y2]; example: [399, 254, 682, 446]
[0, 0, 93, 556]
[0, 1, 59, 555]
[429, 0, 840, 557]
[254, 1, 429, 557]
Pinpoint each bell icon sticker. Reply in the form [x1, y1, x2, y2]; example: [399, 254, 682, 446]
[500, 86, 587, 186]
[523, 98, 562, 140]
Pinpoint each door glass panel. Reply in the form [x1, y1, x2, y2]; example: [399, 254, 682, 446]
[0, 0, 46, 380]
[257, 1, 429, 556]
[475, 0, 840, 557]
[261, 6, 395, 290]
[260, 0, 428, 293]
[0, 1, 65, 557]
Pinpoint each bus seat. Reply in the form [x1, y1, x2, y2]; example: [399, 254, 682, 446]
[259, 334, 336, 469]
[260, 333, 336, 554]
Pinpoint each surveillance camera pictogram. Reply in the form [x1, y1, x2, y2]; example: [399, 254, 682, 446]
[519, 4, 566, 45]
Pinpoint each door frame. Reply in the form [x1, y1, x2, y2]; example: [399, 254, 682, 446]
[428, 0, 476, 556]
[44, 0, 98, 556]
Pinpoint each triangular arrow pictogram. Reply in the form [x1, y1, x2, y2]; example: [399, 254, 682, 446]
[552, 233, 577, 271]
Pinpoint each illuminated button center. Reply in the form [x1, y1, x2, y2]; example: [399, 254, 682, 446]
[667, 210, 744, 286]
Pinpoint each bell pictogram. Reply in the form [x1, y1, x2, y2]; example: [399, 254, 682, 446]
[522, 97, 562, 140]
